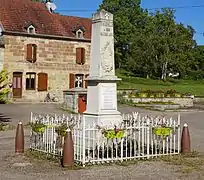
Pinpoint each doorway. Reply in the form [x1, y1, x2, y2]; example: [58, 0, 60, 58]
[78, 94, 87, 113]
[13, 72, 22, 98]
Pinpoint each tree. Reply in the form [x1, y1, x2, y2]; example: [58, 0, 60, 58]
[0, 69, 10, 103]
[99, 1, 197, 80]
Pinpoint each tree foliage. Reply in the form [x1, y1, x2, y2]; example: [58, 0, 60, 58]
[0, 69, 10, 103]
[99, 0, 202, 80]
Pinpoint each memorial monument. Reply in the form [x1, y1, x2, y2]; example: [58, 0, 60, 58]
[84, 9, 122, 128]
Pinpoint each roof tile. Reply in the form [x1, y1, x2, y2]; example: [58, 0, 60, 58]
[0, 0, 92, 39]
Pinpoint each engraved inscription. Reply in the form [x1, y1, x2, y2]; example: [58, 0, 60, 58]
[100, 32, 113, 36]
[102, 21, 113, 27]
[101, 26, 113, 36]
[101, 86, 116, 110]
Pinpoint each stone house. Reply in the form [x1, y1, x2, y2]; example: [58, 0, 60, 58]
[0, 0, 91, 102]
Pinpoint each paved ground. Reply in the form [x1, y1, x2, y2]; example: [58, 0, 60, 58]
[0, 103, 204, 179]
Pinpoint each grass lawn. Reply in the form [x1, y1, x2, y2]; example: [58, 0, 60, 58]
[116, 72, 204, 96]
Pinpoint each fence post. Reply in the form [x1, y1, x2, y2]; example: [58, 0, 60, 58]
[181, 123, 190, 154]
[15, 121, 24, 153]
[177, 114, 181, 154]
[62, 129, 74, 167]
[146, 118, 150, 159]
[82, 115, 86, 167]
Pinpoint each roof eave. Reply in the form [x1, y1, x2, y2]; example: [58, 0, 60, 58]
[2, 31, 91, 42]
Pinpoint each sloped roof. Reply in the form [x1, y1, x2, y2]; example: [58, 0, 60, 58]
[0, 0, 92, 39]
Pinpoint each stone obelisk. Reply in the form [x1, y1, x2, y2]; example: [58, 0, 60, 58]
[84, 10, 122, 128]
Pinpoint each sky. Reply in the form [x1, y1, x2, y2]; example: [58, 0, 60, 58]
[54, 0, 204, 45]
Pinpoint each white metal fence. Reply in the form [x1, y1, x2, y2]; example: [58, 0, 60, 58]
[30, 112, 181, 166]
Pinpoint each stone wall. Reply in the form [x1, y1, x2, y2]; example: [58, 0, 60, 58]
[62, 88, 87, 113]
[193, 97, 204, 103]
[63, 92, 78, 113]
[124, 96, 194, 107]
[3, 35, 91, 102]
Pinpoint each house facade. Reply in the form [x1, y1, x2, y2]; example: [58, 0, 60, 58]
[0, 0, 92, 102]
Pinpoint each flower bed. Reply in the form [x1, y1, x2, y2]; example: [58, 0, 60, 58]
[128, 89, 186, 98]
[119, 89, 194, 108]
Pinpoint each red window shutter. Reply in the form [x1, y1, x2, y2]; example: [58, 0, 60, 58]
[85, 74, 89, 88]
[33, 44, 37, 62]
[27, 44, 33, 61]
[38, 73, 48, 91]
[81, 48, 85, 65]
[76, 48, 82, 64]
[69, 73, 75, 89]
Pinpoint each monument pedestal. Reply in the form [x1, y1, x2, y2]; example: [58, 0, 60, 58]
[84, 77, 122, 128]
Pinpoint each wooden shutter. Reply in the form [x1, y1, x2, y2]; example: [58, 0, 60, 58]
[26, 44, 33, 61]
[69, 73, 75, 89]
[85, 74, 89, 88]
[38, 73, 48, 91]
[81, 48, 85, 65]
[33, 44, 37, 62]
[76, 48, 82, 64]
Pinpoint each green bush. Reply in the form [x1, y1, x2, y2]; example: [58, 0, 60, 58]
[185, 70, 204, 80]
[0, 69, 10, 103]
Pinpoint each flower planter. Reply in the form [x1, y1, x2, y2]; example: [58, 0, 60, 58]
[55, 126, 67, 137]
[31, 123, 47, 134]
[103, 129, 125, 139]
[153, 127, 173, 137]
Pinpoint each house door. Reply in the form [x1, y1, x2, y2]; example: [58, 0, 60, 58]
[78, 94, 87, 113]
[13, 72, 22, 98]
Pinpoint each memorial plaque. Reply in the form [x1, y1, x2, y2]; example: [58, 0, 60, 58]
[101, 85, 116, 110]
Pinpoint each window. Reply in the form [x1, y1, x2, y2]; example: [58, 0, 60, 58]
[26, 44, 37, 62]
[27, 25, 35, 34]
[76, 47, 85, 65]
[26, 73, 36, 90]
[38, 73, 48, 91]
[76, 29, 83, 39]
[69, 73, 84, 89]
[75, 74, 83, 88]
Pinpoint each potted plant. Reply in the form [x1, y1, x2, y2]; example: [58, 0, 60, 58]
[97, 125, 125, 139]
[103, 128, 125, 139]
[152, 126, 173, 137]
[30, 121, 47, 134]
[55, 123, 68, 149]
[55, 123, 68, 137]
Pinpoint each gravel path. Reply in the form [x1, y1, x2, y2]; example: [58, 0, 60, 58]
[0, 151, 203, 180]
[0, 103, 204, 179]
